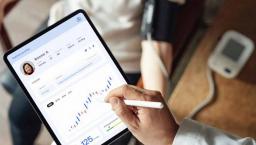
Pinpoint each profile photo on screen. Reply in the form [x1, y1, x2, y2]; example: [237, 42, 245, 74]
[21, 62, 35, 75]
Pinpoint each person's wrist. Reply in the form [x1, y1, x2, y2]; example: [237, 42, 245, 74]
[169, 124, 179, 145]
[159, 128, 178, 145]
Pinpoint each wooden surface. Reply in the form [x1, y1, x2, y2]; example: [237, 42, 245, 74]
[168, 0, 256, 138]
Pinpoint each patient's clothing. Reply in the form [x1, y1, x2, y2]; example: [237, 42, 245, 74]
[48, 0, 184, 73]
[49, 0, 144, 73]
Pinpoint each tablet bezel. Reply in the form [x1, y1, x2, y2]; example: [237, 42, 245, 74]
[3, 9, 130, 145]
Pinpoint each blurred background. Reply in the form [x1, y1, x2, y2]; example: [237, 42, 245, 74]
[0, 1, 55, 145]
[0, 0, 255, 145]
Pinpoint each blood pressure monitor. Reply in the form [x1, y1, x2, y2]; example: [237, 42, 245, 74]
[208, 30, 254, 78]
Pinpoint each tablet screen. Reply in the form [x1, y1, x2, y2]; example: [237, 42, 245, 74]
[5, 11, 127, 145]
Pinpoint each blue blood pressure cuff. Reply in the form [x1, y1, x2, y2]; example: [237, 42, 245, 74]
[141, 0, 179, 43]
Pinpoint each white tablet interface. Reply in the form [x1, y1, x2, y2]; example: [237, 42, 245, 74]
[7, 12, 127, 145]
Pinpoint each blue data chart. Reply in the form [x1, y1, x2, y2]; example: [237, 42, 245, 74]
[69, 76, 113, 132]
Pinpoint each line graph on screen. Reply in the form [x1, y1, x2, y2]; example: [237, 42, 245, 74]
[68, 76, 113, 132]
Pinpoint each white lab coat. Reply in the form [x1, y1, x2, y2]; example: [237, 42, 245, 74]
[51, 119, 255, 145]
[173, 119, 256, 145]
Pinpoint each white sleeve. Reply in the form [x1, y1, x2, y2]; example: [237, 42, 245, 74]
[173, 119, 256, 145]
[168, 0, 186, 5]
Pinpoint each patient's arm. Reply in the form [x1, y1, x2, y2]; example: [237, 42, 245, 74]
[140, 40, 173, 96]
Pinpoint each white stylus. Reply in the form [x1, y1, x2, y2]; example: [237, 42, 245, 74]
[123, 100, 164, 109]
[94, 96, 164, 109]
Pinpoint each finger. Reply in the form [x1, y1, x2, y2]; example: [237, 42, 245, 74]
[105, 85, 143, 102]
[105, 85, 126, 102]
[123, 85, 163, 102]
[109, 97, 139, 130]
[106, 85, 163, 103]
[129, 85, 160, 96]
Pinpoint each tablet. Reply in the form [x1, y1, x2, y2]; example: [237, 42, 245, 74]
[4, 10, 129, 145]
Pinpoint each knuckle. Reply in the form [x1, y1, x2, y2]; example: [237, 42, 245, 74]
[115, 107, 126, 117]
[143, 94, 152, 101]
[111, 106, 117, 112]
[128, 126, 138, 133]
[144, 94, 155, 101]
[122, 85, 130, 96]
[152, 90, 162, 97]
[128, 121, 140, 132]
[144, 91, 163, 102]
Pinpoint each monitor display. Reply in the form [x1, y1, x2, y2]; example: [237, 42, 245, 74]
[222, 39, 245, 61]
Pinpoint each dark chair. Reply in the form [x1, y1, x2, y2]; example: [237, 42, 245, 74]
[0, 0, 19, 93]
[0, 0, 19, 52]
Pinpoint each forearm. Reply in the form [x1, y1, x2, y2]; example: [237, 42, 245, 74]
[140, 40, 173, 96]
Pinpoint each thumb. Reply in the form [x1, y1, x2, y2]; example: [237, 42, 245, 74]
[109, 97, 139, 130]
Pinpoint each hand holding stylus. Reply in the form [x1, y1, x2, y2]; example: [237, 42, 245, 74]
[105, 85, 179, 145]
[96, 96, 164, 109]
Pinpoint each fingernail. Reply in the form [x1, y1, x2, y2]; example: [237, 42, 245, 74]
[110, 98, 119, 105]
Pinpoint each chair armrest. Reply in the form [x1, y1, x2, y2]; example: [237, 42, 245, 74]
[0, 0, 19, 51]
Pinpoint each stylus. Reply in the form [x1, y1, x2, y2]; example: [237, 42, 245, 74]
[123, 100, 164, 109]
[95, 97, 164, 109]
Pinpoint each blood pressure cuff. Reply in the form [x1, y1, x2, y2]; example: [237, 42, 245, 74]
[143, 0, 180, 43]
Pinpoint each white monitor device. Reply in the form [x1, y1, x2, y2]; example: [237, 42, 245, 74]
[208, 30, 254, 78]
[4, 10, 129, 145]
